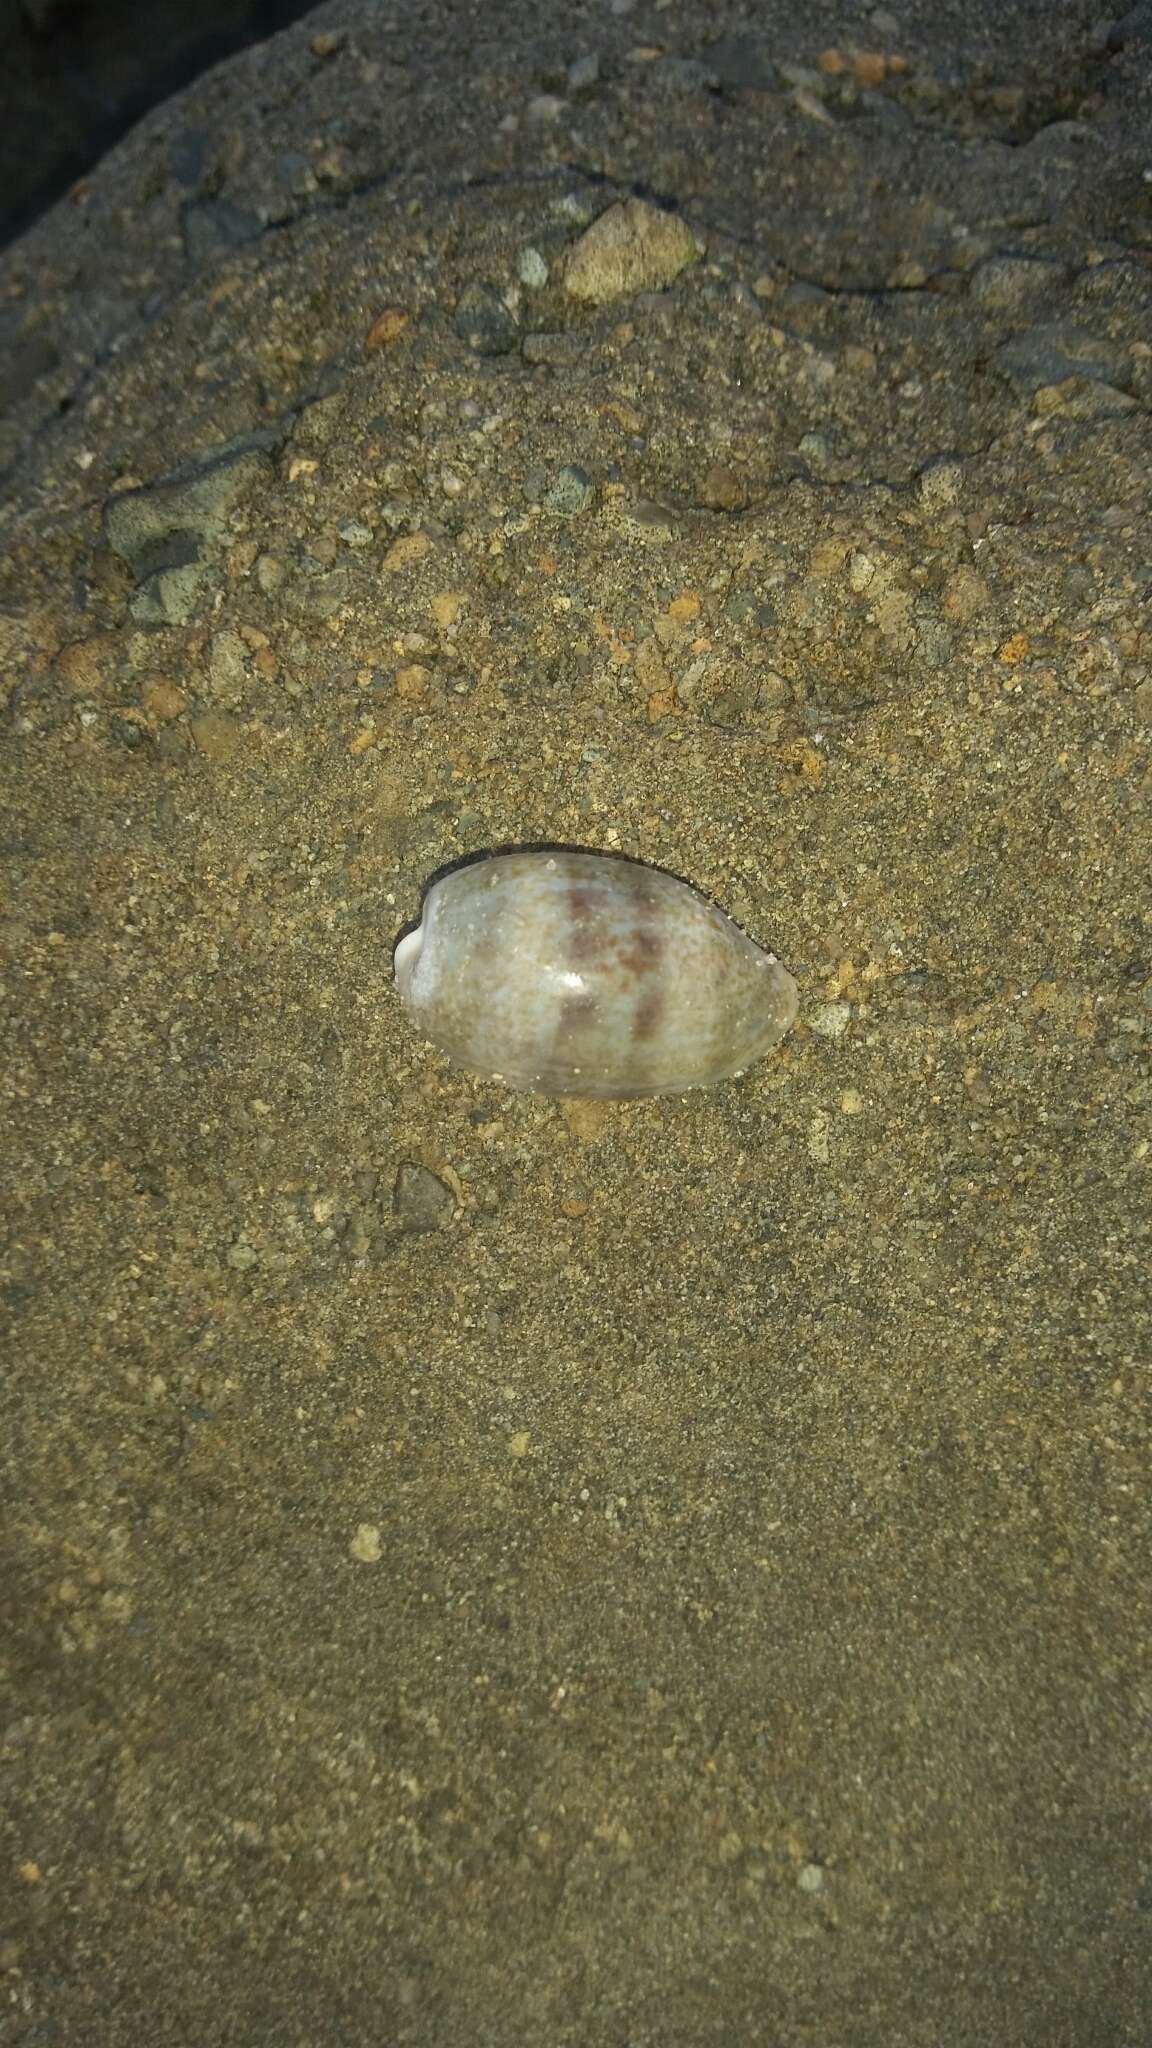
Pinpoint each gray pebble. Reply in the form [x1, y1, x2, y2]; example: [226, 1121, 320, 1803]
[393, 1164, 455, 1234]
[255, 554, 285, 594]
[104, 444, 272, 574]
[624, 498, 678, 541]
[1041, 379, 1138, 419]
[525, 94, 567, 126]
[208, 629, 248, 699]
[287, 568, 355, 622]
[454, 284, 519, 356]
[543, 465, 596, 516]
[167, 128, 209, 189]
[522, 331, 584, 367]
[798, 431, 834, 471]
[567, 54, 602, 97]
[552, 191, 595, 225]
[995, 322, 1122, 390]
[128, 542, 209, 627]
[969, 254, 1069, 314]
[517, 248, 550, 290]
[914, 618, 956, 668]
[778, 61, 829, 95]
[918, 457, 963, 510]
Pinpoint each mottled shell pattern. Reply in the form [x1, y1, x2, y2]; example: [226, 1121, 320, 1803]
[393, 851, 798, 1099]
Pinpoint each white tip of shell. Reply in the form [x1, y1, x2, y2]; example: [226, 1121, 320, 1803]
[393, 923, 423, 992]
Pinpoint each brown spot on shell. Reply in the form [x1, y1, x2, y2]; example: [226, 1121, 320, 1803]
[632, 985, 664, 1042]
[620, 917, 664, 981]
[626, 911, 665, 1042]
[566, 885, 604, 962]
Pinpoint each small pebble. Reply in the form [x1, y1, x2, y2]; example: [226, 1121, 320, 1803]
[141, 679, 185, 722]
[383, 533, 432, 572]
[543, 464, 596, 516]
[453, 283, 519, 356]
[810, 1002, 852, 1039]
[522, 331, 584, 366]
[339, 521, 374, 548]
[567, 53, 602, 96]
[256, 554, 284, 594]
[430, 590, 466, 627]
[798, 431, 833, 470]
[350, 1524, 382, 1564]
[1033, 378, 1137, 419]
[208, 629, 248, 698]
[365, 307, 411, 350]
[526, 94, 567, 125]
[564, 198, 700, 304]
[918, 458, 963, 510]
[393, 1163, 455, 1233]
[996, 322, 1119, 391]
[698, 463, 749, 511]
[55, 633, 121, 697]
[968, 254, 1067, 313]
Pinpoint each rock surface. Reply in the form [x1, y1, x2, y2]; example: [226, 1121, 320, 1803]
[1, 3, 1150, 2044]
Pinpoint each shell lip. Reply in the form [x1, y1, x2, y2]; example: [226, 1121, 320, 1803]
[392, 923, 423, 995]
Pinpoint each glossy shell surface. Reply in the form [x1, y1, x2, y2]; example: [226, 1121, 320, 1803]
[393, 851, 798, 1098]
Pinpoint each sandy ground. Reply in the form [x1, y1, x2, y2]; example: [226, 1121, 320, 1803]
[1, 3, 1150, 2042]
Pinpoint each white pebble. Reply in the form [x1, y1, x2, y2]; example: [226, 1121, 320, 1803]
[810, 1001, 852, 1038]
[518, 247, 549, 289]
[350, 1524, 382, 1564]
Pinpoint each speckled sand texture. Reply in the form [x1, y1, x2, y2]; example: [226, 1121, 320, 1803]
[1, 3, 1150, 2043]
